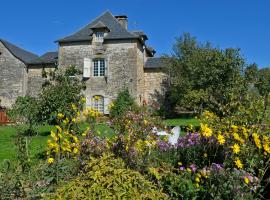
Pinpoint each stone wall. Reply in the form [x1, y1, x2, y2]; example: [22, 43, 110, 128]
[58, 39, 139, 107]
[144, 68, 167, 105]
[0, 41, 27, 108]
[27, 65, 56, 97]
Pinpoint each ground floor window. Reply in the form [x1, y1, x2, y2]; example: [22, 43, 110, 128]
[92, 95, 104, 113]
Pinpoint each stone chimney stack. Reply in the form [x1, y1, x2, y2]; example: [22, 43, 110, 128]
[115, 15, 128, 30]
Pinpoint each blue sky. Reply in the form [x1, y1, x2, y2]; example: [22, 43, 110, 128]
[1, 0, 270, 67]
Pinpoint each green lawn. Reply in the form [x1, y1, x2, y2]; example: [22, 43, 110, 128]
[0, 123, 114, 162]
[164, 118, 200, 126]
[0, 118, 198, 162]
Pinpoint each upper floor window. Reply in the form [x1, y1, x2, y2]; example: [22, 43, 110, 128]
[95, 32, 104, 42]
[93, 58, 106, 77]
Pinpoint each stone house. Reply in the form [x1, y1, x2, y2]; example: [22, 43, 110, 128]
[0, 39, 38, 107]
[0, 11, 166, 113]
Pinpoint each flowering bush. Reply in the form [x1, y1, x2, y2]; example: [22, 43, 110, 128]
[152, 110, 270, 198]
[47, 153, 168, 200]
[109, 110, 165, 170]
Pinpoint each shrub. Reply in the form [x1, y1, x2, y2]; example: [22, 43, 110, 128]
[47, 153, 168, 200]
[109, 88, 137, 117]
[8, 96, 39, 134]
[109, 110, 165, 170]
[37, 66, 85, 124]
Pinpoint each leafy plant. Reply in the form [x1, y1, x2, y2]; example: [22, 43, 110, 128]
[109, 88, 138, 117]
[47, 153, 168, 200]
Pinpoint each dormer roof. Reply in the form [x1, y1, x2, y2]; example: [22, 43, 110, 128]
[56, 11, 138, 43]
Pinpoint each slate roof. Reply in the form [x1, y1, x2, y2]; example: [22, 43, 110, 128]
[144, 57, 164, 69]
[90, 21, 108, 29]
[0, 39, 38, 64]
[130, 30, 148, 40]
[30, 51, 58, 65]
[57, 11, 139, 43]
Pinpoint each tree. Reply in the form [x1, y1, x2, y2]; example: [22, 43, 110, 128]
[110, 89, 137, 118]
[164, 33, 247, 117]
[8, 96, 39, 135]
[37, 66, 85, 124]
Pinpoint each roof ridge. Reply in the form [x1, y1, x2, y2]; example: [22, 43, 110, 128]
[0, 39, 39, 64]
[56, 10, 113, 42]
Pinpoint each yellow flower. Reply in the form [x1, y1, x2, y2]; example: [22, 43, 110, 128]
[244, 177, 249, 184]
[81, 97, 86, 103]
[47, 157, 54, 164]
[200, 123, 212, 138]
[231, 125, 238, 132]
[108, 102, 114, 110]
[242, 127, 249, 139]
[63, 118, 69, 125]
[72, 118, 76, 123]
[253, 133, 262, 149]
[55, 125, 62, 133]
[143, 119, 148, 125]
[217, 134, 225, 145]
[203, 153, 208, 158]
[233, 132, 244, 144]
[234, 158, 243, 169]
[57, 113, 64, 119]
[73, 148, 79, 154]
[231, 143, 240, 154]
[50, 131, 58, 141]
[186, 168, 192, 173]
[263, 143, 270, 154]
[178, 162, 183, 166]
[195, 177, 200, 182]
[71, 103, 77, 111]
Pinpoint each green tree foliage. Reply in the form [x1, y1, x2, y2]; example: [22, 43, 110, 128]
[110, 88, 137, 117]
[164, 33, 247, 117]
[37, 66, 85, 124]
[8, 96, 39, 135]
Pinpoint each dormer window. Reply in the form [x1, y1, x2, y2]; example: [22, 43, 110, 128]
[96, 32, 104, 43]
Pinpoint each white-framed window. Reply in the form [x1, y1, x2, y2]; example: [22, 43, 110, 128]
[96, 32, 104, 42]
[93, 58, 106, 77]
[92, 95, 104, 113]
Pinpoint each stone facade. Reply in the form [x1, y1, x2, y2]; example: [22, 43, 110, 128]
[144, 68, 167, 105]
[0, 41, 28, 107]
[0, 11, 167, 112]
[58, 39, 146, 107]
[27, 65, 55, 97]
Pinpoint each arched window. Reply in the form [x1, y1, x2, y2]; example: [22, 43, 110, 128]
[92, 95, 104, 113]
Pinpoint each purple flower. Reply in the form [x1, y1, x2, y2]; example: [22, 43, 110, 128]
[189, 164, 197, 172]
[212, 163, 223, 170]
[179, 166, 185, 171]
[157, 140, 172, 151]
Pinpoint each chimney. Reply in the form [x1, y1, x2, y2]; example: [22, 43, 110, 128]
[115, 15, 128, 30]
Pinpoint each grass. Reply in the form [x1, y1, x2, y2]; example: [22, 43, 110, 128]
[0, 123, 114, 162]
[0, 118, 198, 162]
[164, 118, 200, 127]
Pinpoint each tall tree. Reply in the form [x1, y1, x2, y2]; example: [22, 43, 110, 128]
[164, 33, 247, 117]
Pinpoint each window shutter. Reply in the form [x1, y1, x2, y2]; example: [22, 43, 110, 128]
[83, 58, 91, 78]
[104, 97, 110, 114]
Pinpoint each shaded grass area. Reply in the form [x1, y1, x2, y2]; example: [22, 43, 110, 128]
[164, 118, 200, 127]
[0, 123, 114, 162]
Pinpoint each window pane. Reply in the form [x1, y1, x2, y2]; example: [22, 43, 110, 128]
[93, 60, 99, 76]
[96, 32, 104, 42]
[99, 59, 105, 76]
